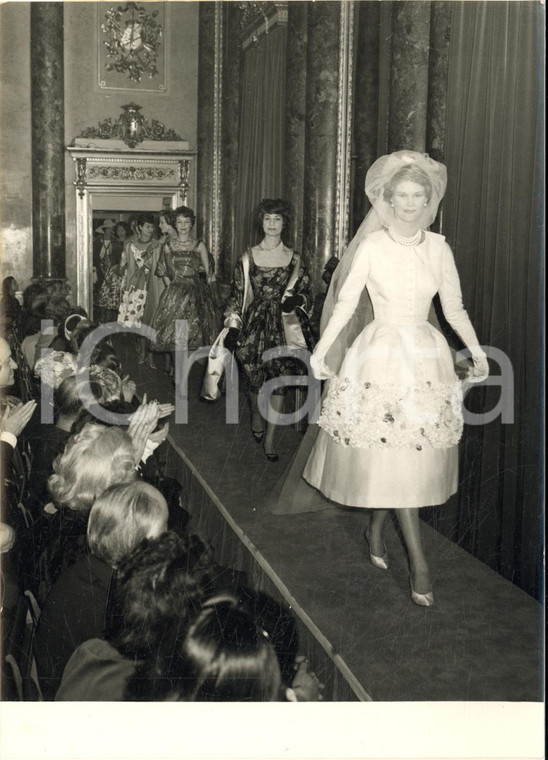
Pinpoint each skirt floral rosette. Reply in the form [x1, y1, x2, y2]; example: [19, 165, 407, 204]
[317, 375, 464, 450]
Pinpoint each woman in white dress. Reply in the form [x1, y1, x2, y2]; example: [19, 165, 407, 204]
[304, 151, 489, 607]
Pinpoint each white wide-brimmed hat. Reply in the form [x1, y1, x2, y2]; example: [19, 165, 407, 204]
[95, 218, 117, 234]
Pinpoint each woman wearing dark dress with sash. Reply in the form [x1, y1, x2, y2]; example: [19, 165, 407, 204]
[224, 199, 314, 462]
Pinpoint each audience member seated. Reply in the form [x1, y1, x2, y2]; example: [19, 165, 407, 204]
[128, 594, 283, 702]
[0, 337, 37, 530]
[20, 298, 48, 370]
[49, 307, 88, 353]
[19, 281, 48, 343]
[31, 423, 140, 603]
[55, 529, 217, 701]
[0, 277, 21, 339]
[35, 481, 168, 700]
[31, 294, 72, 370]
[26, 374, 104, 518]
[71, 399, 188, 534]
[0, 521, 18, 615]
[67, 319, 98, 355]
[237, 586, 324, 701]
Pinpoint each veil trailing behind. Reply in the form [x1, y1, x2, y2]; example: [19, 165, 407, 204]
[268, 151, 449, 515]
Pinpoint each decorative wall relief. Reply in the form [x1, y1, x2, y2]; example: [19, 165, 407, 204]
[98, 2, 167, 91]
[78, 103, 182, 149]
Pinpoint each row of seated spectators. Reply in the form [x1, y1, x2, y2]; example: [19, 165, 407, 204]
[1, 277, 323, 702]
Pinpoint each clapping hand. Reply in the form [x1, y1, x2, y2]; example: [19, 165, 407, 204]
[148, 421, 169, 446]
[310, 354, 334, 380]
[0, 522, 16, 554]
[128, 400, 161, 464]
[121, 375, 137, 402]
[291, 655, 324, 701]
[137, 394, 175, 420]
[157, 402, 175, 419]
[0, 400, 37, 438]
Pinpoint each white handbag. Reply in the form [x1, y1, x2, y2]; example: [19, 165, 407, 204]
[200, 327, 230, 402]
[200, 252, 251, 402]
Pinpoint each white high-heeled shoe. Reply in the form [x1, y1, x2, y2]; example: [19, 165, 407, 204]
[410, 575, 435, 607]
[364, 527, 389, 571]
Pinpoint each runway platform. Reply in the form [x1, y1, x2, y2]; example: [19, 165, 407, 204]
[120, 347, 542, 703]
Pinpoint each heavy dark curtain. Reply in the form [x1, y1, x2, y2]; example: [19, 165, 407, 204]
[233, 26, 287, 265]
[426, 1, 543, 599]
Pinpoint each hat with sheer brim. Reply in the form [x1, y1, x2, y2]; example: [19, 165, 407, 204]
[95, 219, 117, 234]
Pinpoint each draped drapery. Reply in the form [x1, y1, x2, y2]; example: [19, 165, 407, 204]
[233, 26, 287, 265]
[424, 1, 543, 600]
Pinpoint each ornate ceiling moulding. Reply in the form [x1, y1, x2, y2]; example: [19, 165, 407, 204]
[237, 1, 288, 50]
[74, 103, 183, 149]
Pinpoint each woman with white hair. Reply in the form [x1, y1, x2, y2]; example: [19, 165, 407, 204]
[34, 481, 169, 700]
[33, 419, 154, 602]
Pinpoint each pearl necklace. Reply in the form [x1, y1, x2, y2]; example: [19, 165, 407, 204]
[258, 240, 282, 251]
[388, 226, 422, 247]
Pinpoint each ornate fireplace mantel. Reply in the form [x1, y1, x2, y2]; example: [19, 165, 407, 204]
[67, 139, 197, 314]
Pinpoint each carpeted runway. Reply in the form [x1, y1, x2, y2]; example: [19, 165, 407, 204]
[120, 344, 542, 702]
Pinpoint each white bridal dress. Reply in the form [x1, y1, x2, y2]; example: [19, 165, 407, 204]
[272, 228, 484, 513]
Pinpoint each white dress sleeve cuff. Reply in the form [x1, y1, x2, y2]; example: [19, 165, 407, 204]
[0, 431, 17, 449]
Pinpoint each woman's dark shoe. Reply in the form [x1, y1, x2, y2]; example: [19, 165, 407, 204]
[263, 444, 278, 462]
[364, 526, 389, 570]
[252, 429, 265, 443]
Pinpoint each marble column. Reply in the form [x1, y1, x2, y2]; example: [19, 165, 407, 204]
[219, 3, 241, 283]
[30, 2, 65, 281]
[302, 1, 341, 286]
[388, 2, 431, 152]
[197, 2, 217, 255]
[284, 1, 308, 253]
[426, 2, 452, 164]
[426, 2, 451, 233]
[352, 1, 380, 234]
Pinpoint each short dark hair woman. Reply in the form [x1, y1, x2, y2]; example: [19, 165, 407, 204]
[223, 198, 314, 461]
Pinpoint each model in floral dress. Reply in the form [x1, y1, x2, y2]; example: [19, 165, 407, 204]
[152, 207, 220, 359]
[97, 222, 129, 321]
[117, 214, 157, 348]
[224, 199, 314, 461]
[141, 212, 175, 369]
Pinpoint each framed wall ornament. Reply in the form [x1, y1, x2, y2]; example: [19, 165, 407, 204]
[97, 1, 168, 92]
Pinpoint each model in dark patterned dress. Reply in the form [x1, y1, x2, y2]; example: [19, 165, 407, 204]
[152, 207, 220, 376]
[224, 199, 314, 462]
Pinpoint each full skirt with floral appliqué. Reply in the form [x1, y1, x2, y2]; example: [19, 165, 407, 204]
[302, 319, 462, 509]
